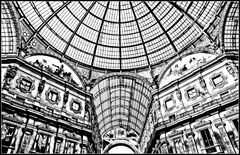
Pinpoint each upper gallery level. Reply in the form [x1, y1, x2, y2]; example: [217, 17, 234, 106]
[139, 48, 239, 152]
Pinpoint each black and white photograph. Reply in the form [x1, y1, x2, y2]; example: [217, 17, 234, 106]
[1, 1, 239, 154]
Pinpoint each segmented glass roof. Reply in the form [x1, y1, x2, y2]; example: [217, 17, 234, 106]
[1, 1, 18, 54]
[223, 2, 239, 51]
[14, 1, 223, 71]
[90, 74, 152, 135]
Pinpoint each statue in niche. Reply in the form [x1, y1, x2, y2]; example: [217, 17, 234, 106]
[37, 78, 46, 97]
[3, 65, 18, 89]
[62, 90, 69, 110]
[176, 88, 182, 101]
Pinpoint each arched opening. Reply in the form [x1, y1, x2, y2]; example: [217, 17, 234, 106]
[103, 140, 139, 154]
[108, 145, 134, 154]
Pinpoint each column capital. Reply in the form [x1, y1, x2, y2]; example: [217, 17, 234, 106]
[215, 122, 226, 128]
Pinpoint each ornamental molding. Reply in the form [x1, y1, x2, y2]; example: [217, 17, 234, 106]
[65, 132, 81, 141]
[37, 124, 55, 134]
[92, 72, 152, 89]
[193, 120, 211, 130]
[224, 108, 239, 118]
[163, 93, 176, 112]
[69, 98, 83, 114]
[2, 113, 24, 124]
[45, 87, 61, 105]
[184, 85, 200, 101]
[209, 72, 228, 89]
[168, 129, 183, 139]
[214, 122, 226, 128]
[16, 75, 35, 93]
[158, 50, 217, 87]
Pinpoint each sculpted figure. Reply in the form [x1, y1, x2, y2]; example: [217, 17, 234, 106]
[3, 65, 18, 89]
[37, 78, 46, 96]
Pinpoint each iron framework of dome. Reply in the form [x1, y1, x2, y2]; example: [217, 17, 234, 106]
[13, 1, 224, 71]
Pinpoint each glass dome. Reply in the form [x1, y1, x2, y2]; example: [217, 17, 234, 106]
[14, 1, 223, 71]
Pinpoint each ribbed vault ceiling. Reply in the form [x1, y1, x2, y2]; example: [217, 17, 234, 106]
[14, 1, 223, 71]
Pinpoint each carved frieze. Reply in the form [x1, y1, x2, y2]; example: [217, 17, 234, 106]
[45, 87, 60, 105]
[209, 72, 227, 89]
[184, 85, 200, 101]
[69, 98, 83, 114]
[193, 120, 211, 130]
[163, 94, 176, 112]
[16, 75, 35, 93]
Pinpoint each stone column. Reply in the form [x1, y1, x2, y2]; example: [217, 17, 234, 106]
[215, 122, 236, 153]
[13, 127, 23, 153]
[49, 134, 55, 153]
[169, 139, 176, 153]
[195, 131, 206, 153]
[208, 125, 223, 153]
[186, 132, 198, 154]
[26, 129, 37, 153]
[30, 132, 39, 152]
[7, 126, 20, 153]
[61, 138, 66, 153]
[180, 135, 188, 153]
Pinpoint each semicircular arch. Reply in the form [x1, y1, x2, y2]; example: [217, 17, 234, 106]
[103, 140, 139, 154]
[1, 1, 21, 55]
[158, 47, 218, 88]
[24, 54, 87, 88]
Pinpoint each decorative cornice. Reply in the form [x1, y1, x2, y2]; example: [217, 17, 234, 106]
[224, 108, 238, 118]
[215, 122, 226, 128]
[2, 113, 24, 124]
[37, 124, 55, 133]
[168, 129, 183, 138]
[65, 132, 81, 141]
[194, 120, 211, 129]
[92, 72, 152, 89]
